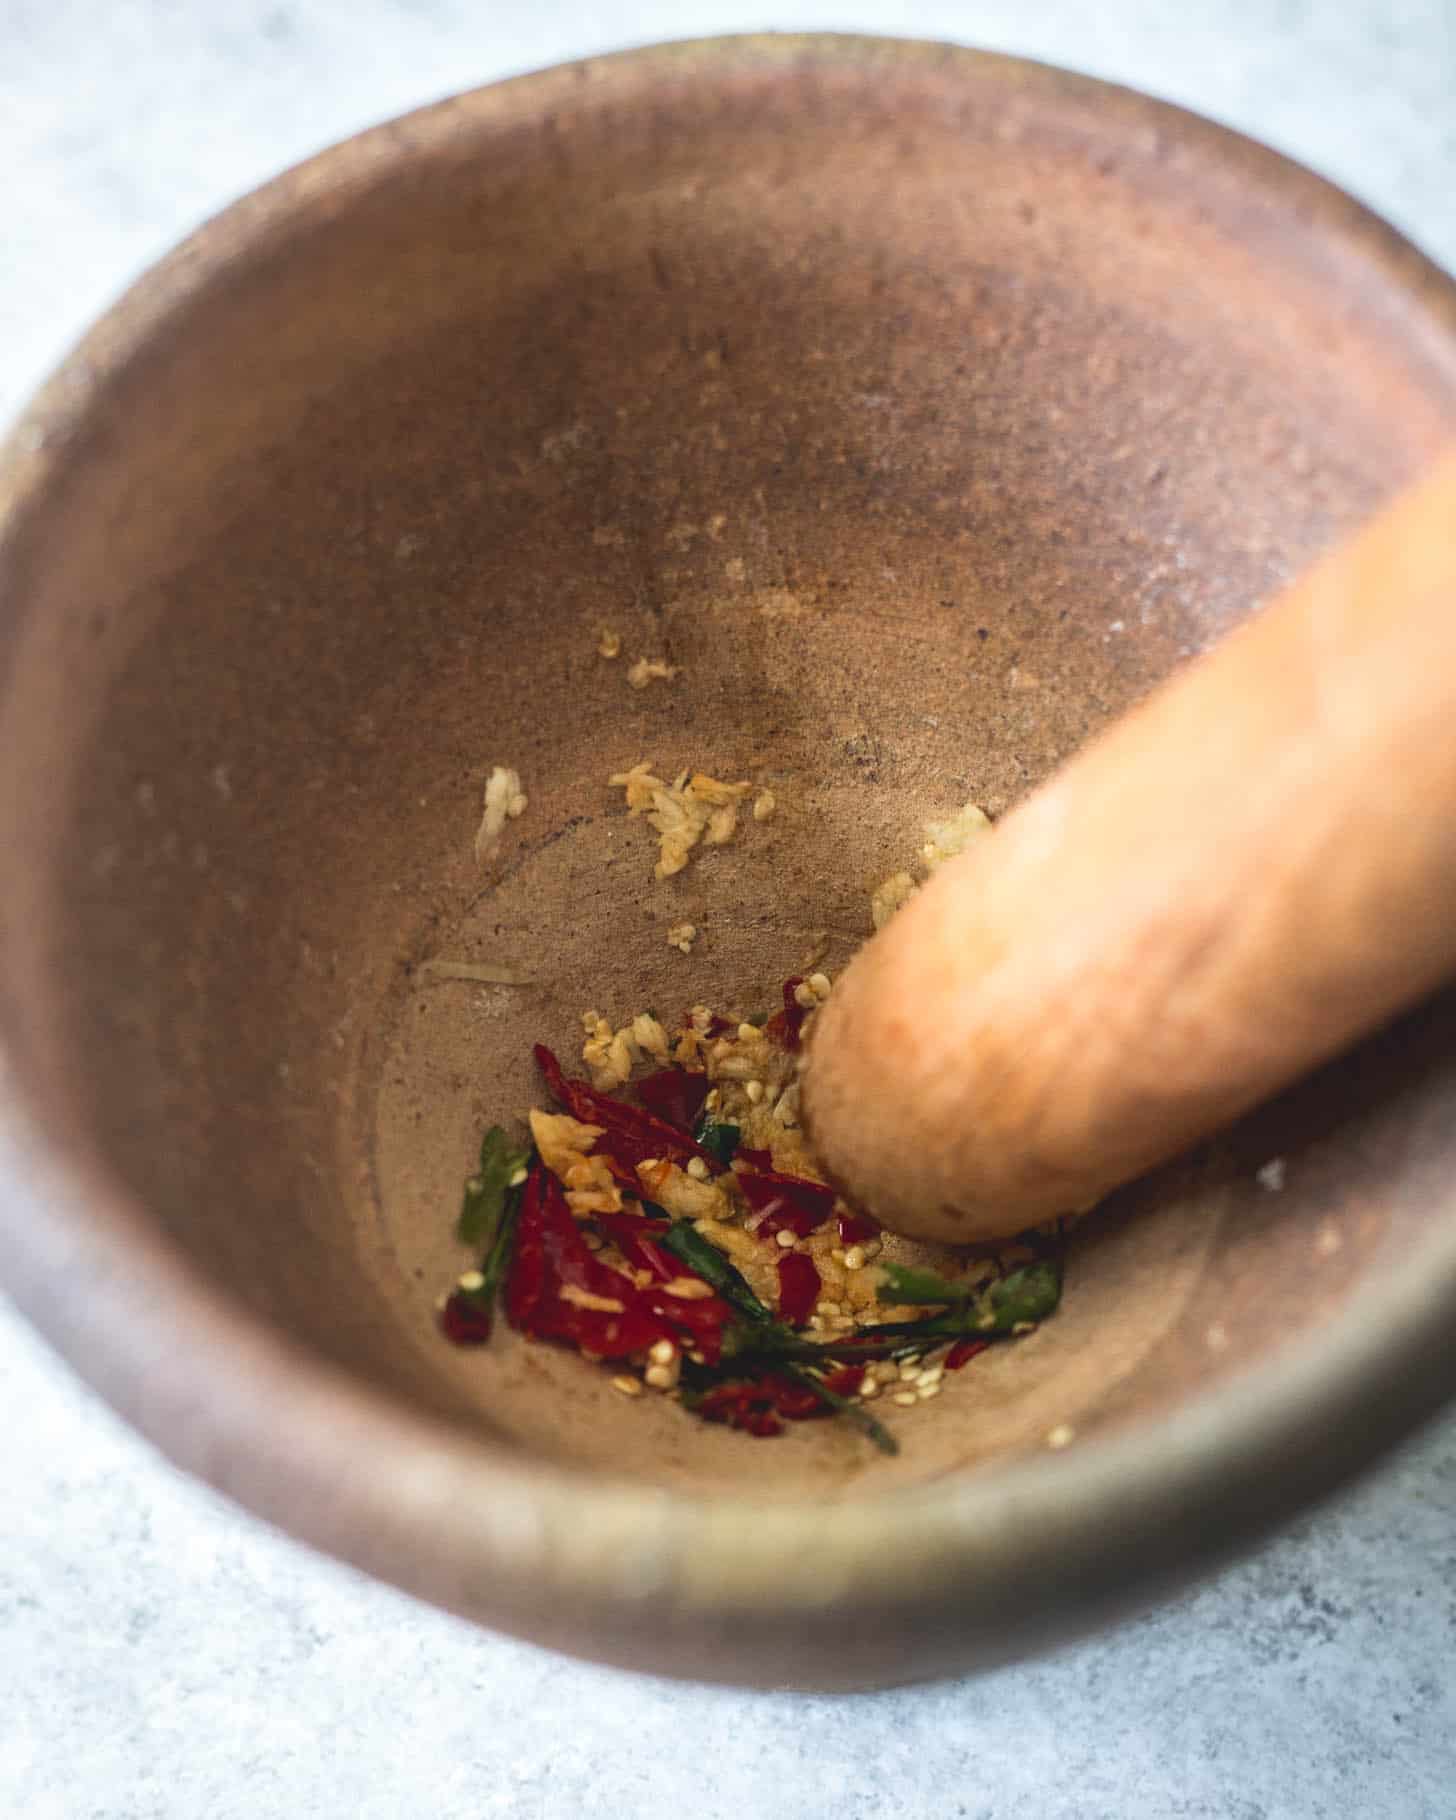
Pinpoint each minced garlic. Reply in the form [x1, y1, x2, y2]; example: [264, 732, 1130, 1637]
[609, 762, 756, 879]
[474, 765, 528, 865]
[627, 657, 678, 689]
[870, 798, 993, 926]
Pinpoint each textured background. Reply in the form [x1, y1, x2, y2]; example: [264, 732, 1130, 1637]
[3, 4, 1455, 1816]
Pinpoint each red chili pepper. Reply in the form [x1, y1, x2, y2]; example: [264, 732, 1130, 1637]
[534, 1045, 715, 1172]
[696, 1380, 784, 1437]
[696, 1383, 747, 1416]
[737, 1167, 836, 1238]
[569, 1301, 670, 1356]
[776, 1251, 821, 1325]
[592, 1212, 676, 1280]
[824, 1364, 866, 1397]
[836, 1209, 879, 1245]
[945, 1338, 991, 1371]
[586, 1215, 734, 1360]
[504, 1164, 551, 1331]
[635, 1067, 711, 1132]
[695, 1370, 836, 1432]
[642, 1287, 733, 1363]
[595, 1149, 643, 1199]
[507, 1168, 675, 1359]
[764, 976, 809, 1051]
[573, 1206, 736, 1359]
[439, 1292, 494, 1346]
[735, 1146, 775, 1172]
[770, 1375, 828, 1421]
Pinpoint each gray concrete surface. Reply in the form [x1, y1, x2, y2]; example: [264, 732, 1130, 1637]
[2, 4, 1455, 1815]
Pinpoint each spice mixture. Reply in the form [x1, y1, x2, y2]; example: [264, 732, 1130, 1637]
[438, 968, 1064, 1454]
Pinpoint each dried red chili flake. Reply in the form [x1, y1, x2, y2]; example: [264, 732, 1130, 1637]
[595, 1149, 643, 1198]
[945, 1338, 992, 1371]
[635, 1067, 711, 1132]
[533, 1044, 714, 1173]
[439, 1291, 494, 1346]
[593, 1212, 678, 1282]
[591, 1220, 735, 1359]
[776, 1251, 821, 1326]
[504, 1164, 552, 1332]
[737, 1166, 836, 1238]
[697, 1371, 836, 1432]
[642, 1286, 733, 1364]
[735, 1145, 775, 1172]
[769, 1375, 828, 1421]
[824, 1364, 866, 1397]
[696, 1380, 783, 1437]
[836, 1209, 879, 1245]
[506, 1166, 674, 1359]
[764, 975, 809, 1050]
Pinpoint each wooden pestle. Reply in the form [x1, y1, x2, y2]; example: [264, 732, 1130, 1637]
[800, 452, 1456, 1244]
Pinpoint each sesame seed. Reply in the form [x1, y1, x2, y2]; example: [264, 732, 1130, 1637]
[775, 1229, 796, 1248]
[899, 1361, 921, 1381]
[685, 1157, 709, 1180]
[807, 972, 832, 1000]
[612, 1375, 644, 1397]
[917, 1381, 942, 1401]
[752, 790, 776, 822]
[859, 1377, 880, 1400]
[457, 1270, 485, 1292]
[915, 1366, 943, 1387]
[793, 982, 817, 1009]
[508, 1166, 528, 1187]
[893, 1390, 918, 1407]
[745, 1080, 765, 1104]
[737, 1022, 759, 1041]
[648, 1339, 677, 1365]
[1012, 1321, 1037, 1335]
[644, 1364, 678, 1390]
[843, 1245, 866, 1271]
[1046, 1423, 1075, 1449]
